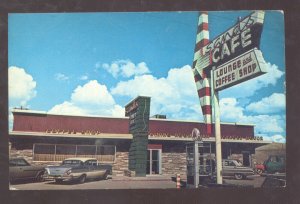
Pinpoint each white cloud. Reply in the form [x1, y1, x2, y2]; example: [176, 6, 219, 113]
[240, 114, 284, 133]
[219, 97, 285, 138]
[270, 135, 286, 143]
[262, 134, 286, 143]
[9, 66, 37, 107]
[219, 98, 244, 121]
[111, 105, 125, 117]
[246, 93, 286, 114]
[102, 60, 150, 78]
[71, 80, 115, 106]
[9, 66, 37, 130]
[111, 65, 202, 120]
[55, 73, 69, 81]
[49, 101, 88, 115]
[102, 63, 119, 78]
[9, 111, 14, 130]
[49, 80, 124, 117]
[79, 75, 88, 80]
[221, 63, 284, 98]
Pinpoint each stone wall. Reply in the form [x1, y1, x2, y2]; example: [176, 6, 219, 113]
[162, 152, 186, 176]
[10, 148, 61, 166]
[10, 148, 33, 163]
[112, 152, 129, 176]
[10, 148, 187, 176]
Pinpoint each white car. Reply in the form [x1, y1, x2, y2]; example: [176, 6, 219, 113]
[44, 158, 111, 183]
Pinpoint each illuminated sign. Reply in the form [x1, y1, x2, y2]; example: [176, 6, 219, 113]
[125, 96, 151, 177]
[125, 100, 139, 129]
[213, 48, 267, 91]
[125, 100, 138, 115]
[125, 96, 151, 133]
[197, 11, 265, 72]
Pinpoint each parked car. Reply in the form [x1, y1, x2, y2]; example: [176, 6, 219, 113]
[264, 155, 286, 174]
[254, 163, 265, 175]
[261, 172, 286, 187]
[222, 159, 255, 180]
[44, 157, 112, 183]
[9, 157, 45, 182]
[199, 159, 254, 180]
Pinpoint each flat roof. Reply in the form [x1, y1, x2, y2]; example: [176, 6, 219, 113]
[9, 131, 271, 144]
[12, 108, 129, 119]
[12, 109, 255, 127]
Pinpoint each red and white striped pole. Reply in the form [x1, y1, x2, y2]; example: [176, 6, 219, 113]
[176, 174, 181, 189]
[193, 12, 223, 184]
[192, 12, 212, 135]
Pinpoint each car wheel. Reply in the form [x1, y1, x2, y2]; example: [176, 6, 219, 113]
[36, 171, 45, 182]
[103, 172, 109, 180]
[78, 174, 86, 184]
[55, 179, 63, 183]
[234, 173, 243, 180]
[256, 169, 263, 175]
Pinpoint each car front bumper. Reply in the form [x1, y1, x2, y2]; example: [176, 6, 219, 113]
[43, 174, 80, 181]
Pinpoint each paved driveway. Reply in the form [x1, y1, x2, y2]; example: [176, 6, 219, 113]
[10, 175, 265, 190]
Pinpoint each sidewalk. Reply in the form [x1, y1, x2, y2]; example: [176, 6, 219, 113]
[111, 174, 179, 181]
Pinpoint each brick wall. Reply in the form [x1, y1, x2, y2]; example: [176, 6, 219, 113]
[10, 148, 188, 176]
[10, 148, 33, 163]
[9, 148, 60, 166]
[162, 152, 186, 175]
[112, 152, 129, 176]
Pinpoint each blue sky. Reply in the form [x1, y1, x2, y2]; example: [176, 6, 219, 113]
[8, 11, 285, 142]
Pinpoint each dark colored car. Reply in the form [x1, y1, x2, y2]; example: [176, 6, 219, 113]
[9, 157, 45, 182]
[264, 155, 286, 174]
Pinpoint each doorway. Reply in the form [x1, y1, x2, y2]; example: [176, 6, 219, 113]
[147, 149, 161, 175]
[242, 151, 250, 166]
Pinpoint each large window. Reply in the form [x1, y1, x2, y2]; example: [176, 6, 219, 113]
[33, 143, 116, 163]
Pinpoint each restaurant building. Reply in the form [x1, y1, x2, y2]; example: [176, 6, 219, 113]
[9, 102, 270, 176]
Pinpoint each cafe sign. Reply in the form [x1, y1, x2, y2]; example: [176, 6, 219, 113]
[213, 48, 267, 91]
[196, 11, 265, 73]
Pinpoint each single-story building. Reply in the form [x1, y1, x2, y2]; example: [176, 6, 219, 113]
[10, 106, 271, 176]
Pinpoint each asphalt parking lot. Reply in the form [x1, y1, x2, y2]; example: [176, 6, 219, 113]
[10, 174, 265, 190]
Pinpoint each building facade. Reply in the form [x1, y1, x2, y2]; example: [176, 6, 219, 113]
[10, 108, 270, 176]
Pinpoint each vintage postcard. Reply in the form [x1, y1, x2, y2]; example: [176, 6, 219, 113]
[8, 10, 285, 190]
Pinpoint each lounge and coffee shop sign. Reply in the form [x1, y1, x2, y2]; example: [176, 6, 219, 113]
[213, 48, 267, 91]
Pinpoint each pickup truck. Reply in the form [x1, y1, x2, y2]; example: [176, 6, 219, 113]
[44, 157, 112, 183]
[263, 155, 286, 174]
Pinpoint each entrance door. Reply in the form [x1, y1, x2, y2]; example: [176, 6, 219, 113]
[147, 149, 161, 175]
[242, 151, 250, 166]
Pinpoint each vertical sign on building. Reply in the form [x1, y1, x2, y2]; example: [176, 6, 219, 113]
[125, 96, 151, 177]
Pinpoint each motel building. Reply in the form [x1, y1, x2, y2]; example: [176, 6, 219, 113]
[9, 98, 271, 177]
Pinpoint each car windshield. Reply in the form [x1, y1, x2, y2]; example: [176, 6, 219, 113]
[62, 160, 83, 166]
[235, 160, 243, 166]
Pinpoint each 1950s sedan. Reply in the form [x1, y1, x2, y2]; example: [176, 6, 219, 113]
[222, 159, 255, 180]
[201, 159, 254, 180]
[9, 157, 46, 182]
[44, 158, 111, 183]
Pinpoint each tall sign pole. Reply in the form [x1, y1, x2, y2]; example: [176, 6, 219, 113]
[192, 11, 267, 186]
[211, 67, 223, 184]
